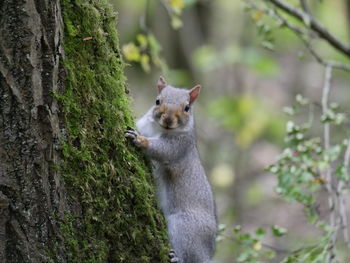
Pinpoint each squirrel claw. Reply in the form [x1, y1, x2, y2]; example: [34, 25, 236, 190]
[126, 126, 136, 131]
[125, 129, 146, 147]
[125, 130, 137, 137]
[125, 127, 138, 138]
[168, 249, 179, 263]
[125, 130, 138, 140]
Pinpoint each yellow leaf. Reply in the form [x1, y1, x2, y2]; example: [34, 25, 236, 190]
[136, 34, 148, 49]
[140, 54, 151, 73]
[122, 43, 141, 62]
[169, 0, 184, 9]
[253, 241, 262, 251]
[251, 10, 264, 22]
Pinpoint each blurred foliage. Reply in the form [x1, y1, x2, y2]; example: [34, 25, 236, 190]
[121, 0, 204, 72]
[246, 182, 264, 206]
[164, 0, 205, 29]
[122, 33, 167, 73]
[167, 0, 185, 29]
[193, 45, 280, 76]
[209, 95, 284, 148]
[211, 163, 235, 188]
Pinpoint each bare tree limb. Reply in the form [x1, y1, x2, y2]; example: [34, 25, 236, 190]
[269, 0, 350, 58]
[337, 140, 350, 247]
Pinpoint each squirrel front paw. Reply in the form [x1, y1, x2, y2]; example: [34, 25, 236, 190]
[168, 249, 179, 263]
[125, 127, 149, 148]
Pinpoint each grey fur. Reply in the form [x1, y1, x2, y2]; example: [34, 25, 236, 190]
[133, 85, 217, 263]
[157, 86, 190, 105]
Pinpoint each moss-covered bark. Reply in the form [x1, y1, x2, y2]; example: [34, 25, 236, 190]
[58, 0, 169, 262]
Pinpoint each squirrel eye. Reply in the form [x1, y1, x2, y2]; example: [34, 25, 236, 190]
[156, 99, 160, 105]
[184, 105, 190, 112]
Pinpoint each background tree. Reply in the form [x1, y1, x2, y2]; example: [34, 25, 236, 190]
[0, 0, 168, 262]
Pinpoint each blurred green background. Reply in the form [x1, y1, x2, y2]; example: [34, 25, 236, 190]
[109, 0, 350, 262]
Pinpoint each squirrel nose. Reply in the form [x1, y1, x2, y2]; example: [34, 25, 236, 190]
[163, 116, 173, 126]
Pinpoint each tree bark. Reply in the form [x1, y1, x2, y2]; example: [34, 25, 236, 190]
[0, 0, 66, 262]
[0, 1, 168, 262]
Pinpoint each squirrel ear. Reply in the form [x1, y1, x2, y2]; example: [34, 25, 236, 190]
[157, 76, 167, 93]
[189, 85, 201, 104]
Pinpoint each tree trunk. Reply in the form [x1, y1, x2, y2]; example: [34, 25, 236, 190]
[0, 1, 168, 262]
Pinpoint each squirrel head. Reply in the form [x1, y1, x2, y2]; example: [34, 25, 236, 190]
[152, 76, 201, 131]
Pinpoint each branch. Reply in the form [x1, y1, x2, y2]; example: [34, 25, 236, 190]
[269, 0, 350, 58]
[299, 0, 310, 15]
[245, 1, 350, 71]
[223, 234, 293, 254]
[140, 0, 151, 33]
[337, 139, 350, 247]
[344, 140, 350, 168]
[274, 11, 350, 71]
[321, 64, 338, 263]
[321, 64, 333, 204]
[322, 65, 332, 152]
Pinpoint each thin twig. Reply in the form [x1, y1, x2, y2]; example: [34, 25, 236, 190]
[269, 0, 350, 58]
[344, 140, 350, 168]
[322, 65, 332, 151]
[328, 61, 350, 72]
[140, 0, 151, 33]
[223, 234, 291, 254]
[160, 0, 175, 18]
[299, 0, 310, 14]
[270, 6, 350, 71]
[223, 233, 321, 256]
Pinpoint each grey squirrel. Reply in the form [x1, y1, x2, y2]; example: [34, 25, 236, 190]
[125, 77, 217, 263]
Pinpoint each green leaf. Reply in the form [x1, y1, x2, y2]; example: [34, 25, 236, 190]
[336, 165, 349, 182]
[171, 16, 183, 29]
[234, 225, 242, 234]
[283, 106, 295, 116]
[136, 34, 148, 49]
[239, 233, 252, 242]
[271, 225, 287, 237]
[255, 228, 266, 237]
[296, 94, 309, 105]
[218, 223, 226, 233]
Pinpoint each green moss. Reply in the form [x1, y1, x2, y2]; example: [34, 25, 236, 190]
[58, 0, 169, 262]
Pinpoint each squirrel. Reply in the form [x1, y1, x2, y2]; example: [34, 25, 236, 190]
[125, 77, 217, 263]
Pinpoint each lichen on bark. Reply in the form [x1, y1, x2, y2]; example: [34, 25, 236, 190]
[58, 0, 169, 262]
